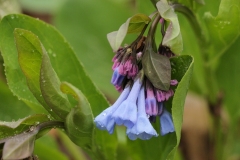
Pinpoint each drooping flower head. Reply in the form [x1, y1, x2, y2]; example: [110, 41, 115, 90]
[95, 14, 179, 140]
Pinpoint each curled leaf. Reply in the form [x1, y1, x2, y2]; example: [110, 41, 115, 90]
[156, 0, 183, 54]
[61, 82, 94, 150]
[107, 13, 151, 50]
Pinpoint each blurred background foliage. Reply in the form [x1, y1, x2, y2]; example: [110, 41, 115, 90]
[0, 0, 239, 159]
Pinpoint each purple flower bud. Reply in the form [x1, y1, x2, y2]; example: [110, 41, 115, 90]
[145, 81, 158, 116]
[170, 79, 178, 86]
[127, 64, 138, 79]
[165, 89, 174, 101]
[160, 109, 175, 136]
[94, 86, 131, 134]
[127, 87, 158, 140]
[111, 67, 125, 86]
[156, 90, 165, 102]
[112, 60, 120, 70]
[118, 63, 127, 75]
[111, 78, 142, 128]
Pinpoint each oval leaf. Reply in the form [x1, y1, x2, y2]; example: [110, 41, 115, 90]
[14, 28, 60, 120]
[156, 0, 183, 54]
[142, 47, 171, 91]
[14, 28, 70, 120]
[61, 82, 94, 151]
[107, 13, 151, 50]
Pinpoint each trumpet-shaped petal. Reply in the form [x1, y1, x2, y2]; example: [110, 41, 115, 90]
[127, 87, 158, 140]
[111, 79, 142, 128]
[111, 67, 125, 86]
[94, 86, 131, 134]
[160, 109, 175, 136]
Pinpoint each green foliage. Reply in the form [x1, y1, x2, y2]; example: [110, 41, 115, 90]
[157, 0, 183, 54]
[107, 13, 151, 51]
[204, 0, 240, 67]
[0, 114, 50, 139]
[142, 47, 171, 91]
[0, 13, 118, 160]
[61, 82, 94, 151]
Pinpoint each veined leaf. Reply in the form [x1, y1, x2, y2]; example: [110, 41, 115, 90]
[14, 28, 70, 120]
[107, 13, 151, 50]
[142, 47, 171, 91]
[156, 0, 183, 54]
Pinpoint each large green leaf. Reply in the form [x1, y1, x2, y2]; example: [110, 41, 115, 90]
[156, 0, 183, 55]
[126, 55, 193, 160]
[107, 13, 151, 51]
[14, 28, 61, 120]
[0, 14, 118, 159]
[204, 0, 240, 67]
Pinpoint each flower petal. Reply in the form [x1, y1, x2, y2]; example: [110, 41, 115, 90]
[160, 109, 175, 136]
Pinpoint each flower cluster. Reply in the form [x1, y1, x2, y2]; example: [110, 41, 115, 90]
[94, 35, 178, 140]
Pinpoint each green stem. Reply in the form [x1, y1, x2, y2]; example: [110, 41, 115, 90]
[172, 3, 219, 103]
[36, 121, 64, 131]
[146, 13, 161, 48]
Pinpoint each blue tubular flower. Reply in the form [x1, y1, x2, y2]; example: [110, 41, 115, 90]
[127, 87, 158, 140]
[111, 78, 142, 128]
[94, 86, 131, 134]
[160, 109, 175, 136]
[111, 67, 125, 86]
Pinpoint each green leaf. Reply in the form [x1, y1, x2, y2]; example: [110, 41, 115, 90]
[0, 13, 117, 159]
[61, 82, 94, 147]
[107, 13, 151, 51]
[0, 114, 50, 140]
[204, 0, 240, 66]
[40, 41, 71, 119]
[167, 55, 193, 159]
[15, 28, 72, 120]
[142, 47, 171, 91]
[0, 80, 32, 121]
[156, 0, 183, 54]
[126, 55, 193, 160]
